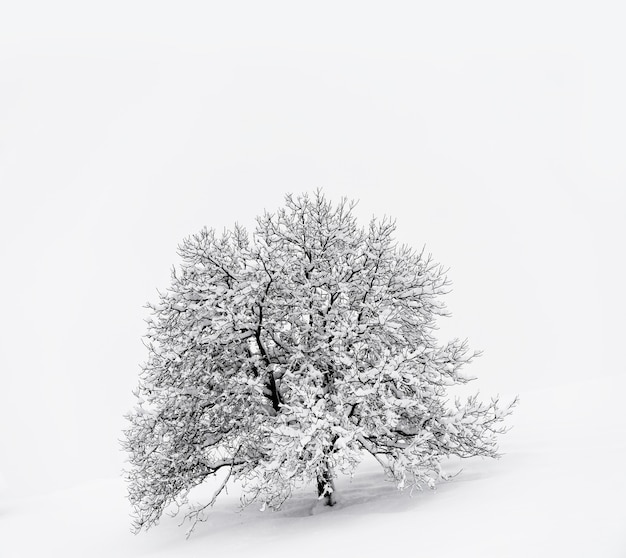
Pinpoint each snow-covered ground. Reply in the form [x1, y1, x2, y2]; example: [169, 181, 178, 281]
[3, 376, 624, 557]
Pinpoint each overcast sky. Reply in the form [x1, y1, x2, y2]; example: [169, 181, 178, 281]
[1, 1, 624, 496]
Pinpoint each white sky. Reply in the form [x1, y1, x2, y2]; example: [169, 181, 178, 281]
[1, 1, 624, 496]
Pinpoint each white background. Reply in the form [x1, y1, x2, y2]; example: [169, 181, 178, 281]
[1, 1, 624, 552]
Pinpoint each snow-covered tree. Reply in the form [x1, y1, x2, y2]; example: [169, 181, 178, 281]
[123, 191, 516, 534]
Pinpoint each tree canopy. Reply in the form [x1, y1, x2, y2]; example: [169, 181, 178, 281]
[123, 191, 515, 534]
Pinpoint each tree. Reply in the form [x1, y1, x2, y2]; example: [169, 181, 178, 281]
[123, 191, 516, 534]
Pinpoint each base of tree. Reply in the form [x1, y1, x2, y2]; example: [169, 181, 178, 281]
[317, 467, 336, 506]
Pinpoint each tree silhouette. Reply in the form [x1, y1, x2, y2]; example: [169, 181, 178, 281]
[123, 191, 516, 534]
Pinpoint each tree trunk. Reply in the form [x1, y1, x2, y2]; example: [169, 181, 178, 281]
[316, 463, 336, 506]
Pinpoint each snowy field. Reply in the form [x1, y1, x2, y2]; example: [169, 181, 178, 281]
[1, 2, 625, 557]
[2, 376, 624, 557]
